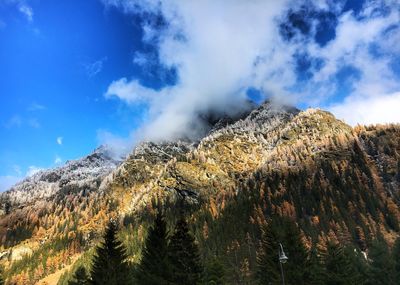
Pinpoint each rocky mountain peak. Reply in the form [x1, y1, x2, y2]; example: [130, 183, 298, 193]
[0, 145, 121, 208]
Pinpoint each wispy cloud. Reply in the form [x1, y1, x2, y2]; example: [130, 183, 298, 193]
[28, 118, 40, 128]
[4, 115, 22, 128]
[0, 164, 44, 192]
[28, 102, 46, 111]
[84, 57, 108, 78]
[57, 136, 63, 145]
[18, 4, 33, 22]
[54, 155, 62, 164]
[0, 19, 6, 29]
[26, 165, 43, 176]
[4, 115, 41, 129]
[97, 129, 131, 160]
[13, 165, 22, 176]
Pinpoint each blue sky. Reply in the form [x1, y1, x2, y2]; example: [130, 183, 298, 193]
[1, 0, 399, 191]
[0, 0, 150, 189]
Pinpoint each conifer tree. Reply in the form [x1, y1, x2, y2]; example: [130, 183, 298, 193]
[256, 217, 281, 284]
[135, 210, 170, 285]
[306, 246, 326, 285]
[68, 266, 90, 285]
[203, 257, 225, 285]
[366, 238, 394, 285]
[256, 216, 309, 285]
[283, 219, 309, 283]
[345, 246, 368, 284]
[323, 243, 359, 285]
[168, 216, 203, 285]
[393, 237, 400, 282]
[90, 220, 130, 285]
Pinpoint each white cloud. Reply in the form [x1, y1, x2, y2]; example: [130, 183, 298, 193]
[26, 166, 43, 177]
[97, 129, 132, 159]
[101, 0, 400, 142]
[105, 77, 161, 104]
[18, 4, 33, 22]
[57, 137, 63, 145]
[54, 155, 62, 164]
[85, 57, 108, 78]
[0, 164, 47, 192]
[329, 92, 400, 126]
[103, 0, 292, 141]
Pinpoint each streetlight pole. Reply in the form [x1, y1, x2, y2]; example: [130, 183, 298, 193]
[279, 260, 285, 285]
[279, 243, 288, 285]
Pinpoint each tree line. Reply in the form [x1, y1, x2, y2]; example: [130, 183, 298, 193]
[66, 209, 208, 285]
[59, 210, 400, 285]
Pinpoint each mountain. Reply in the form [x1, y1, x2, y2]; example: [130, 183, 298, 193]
[0, 102, 399, 284]
[0, 146, 121, 209]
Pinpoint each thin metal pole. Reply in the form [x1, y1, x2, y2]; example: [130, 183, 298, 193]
[280, 260, 285, 285]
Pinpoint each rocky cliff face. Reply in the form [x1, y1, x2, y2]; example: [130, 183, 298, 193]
[1, 102, 399, 284]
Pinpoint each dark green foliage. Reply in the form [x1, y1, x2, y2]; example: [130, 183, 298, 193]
[323, 243, 360, 285]
[202, 257, 225, 285]
[256, 218, 283, 284]
[0, 266, 4, 285]
[90, 221, 130, 285]
[256, 216, 309, 285]
[393, 237, 400, 282]
[68, 266, 90, 285]
[58, 249, 95, 285]
[135, 211, 170, 285]
[346, 246, 368, 284]
[168, 216, 203, 285]
[366, 238, 394, 285]
[306, 246, 326, 285]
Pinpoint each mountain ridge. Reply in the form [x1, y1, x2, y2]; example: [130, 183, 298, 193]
[0, 101, 399, 284]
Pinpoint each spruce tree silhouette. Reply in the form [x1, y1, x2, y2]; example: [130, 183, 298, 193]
[135, 209, 171, 285]
[68, 266, 90, 285]
[168, 215, 203, 285]
[90, 220, 130, 285]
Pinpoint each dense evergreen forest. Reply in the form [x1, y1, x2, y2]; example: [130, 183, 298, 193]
[55, 210, 400, 285]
